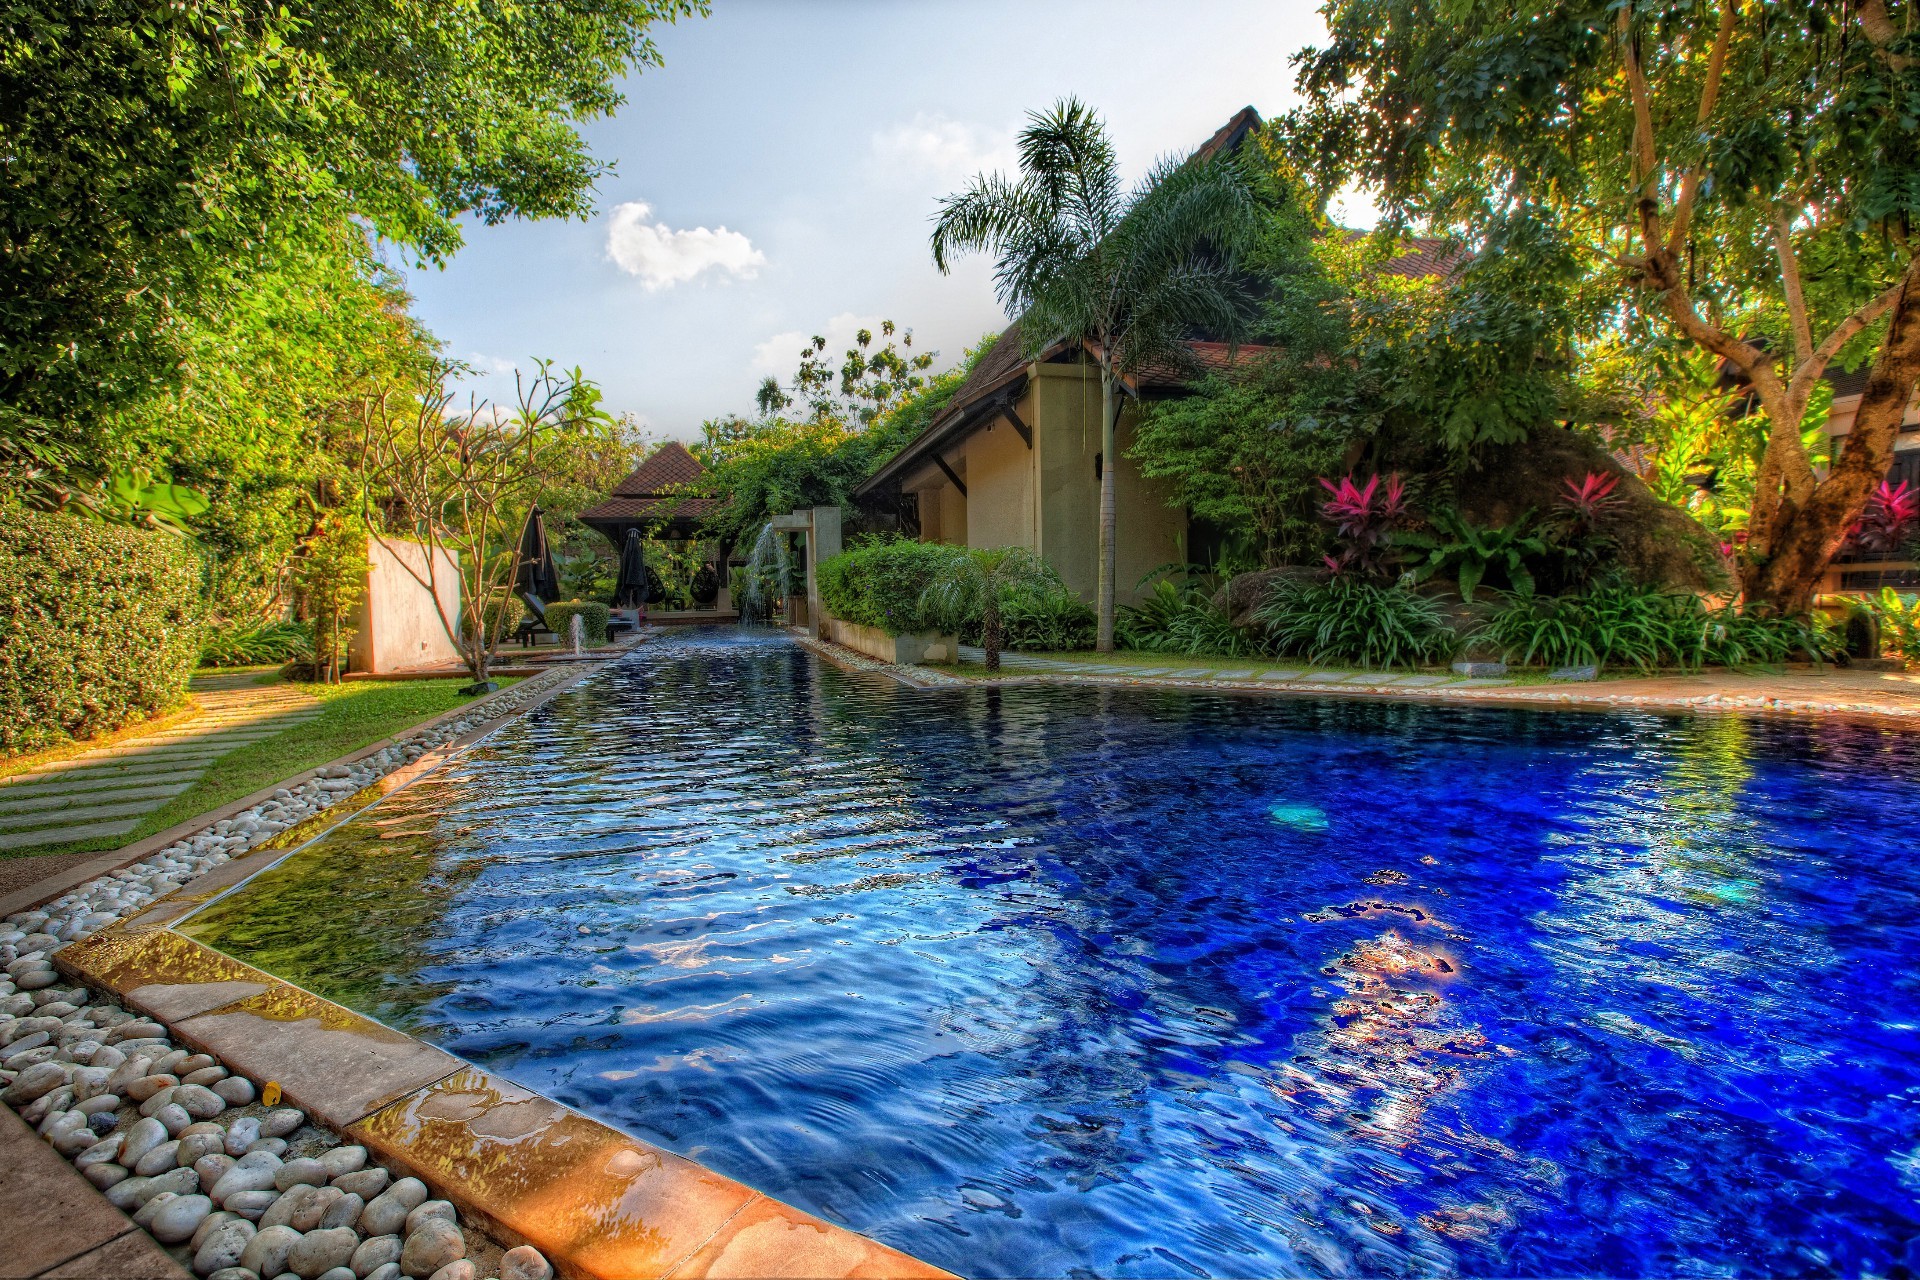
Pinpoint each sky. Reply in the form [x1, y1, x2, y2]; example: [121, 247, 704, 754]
[398, 0, 1368, 442]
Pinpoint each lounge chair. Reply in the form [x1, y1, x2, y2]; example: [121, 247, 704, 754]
[516, 594, 557, 648]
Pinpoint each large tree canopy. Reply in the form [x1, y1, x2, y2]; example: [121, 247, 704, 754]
[0, 0, 701, 436]
[1292, 0, 1920, 611]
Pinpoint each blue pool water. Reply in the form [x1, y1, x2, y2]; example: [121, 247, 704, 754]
[183, 629, 1920, 1277]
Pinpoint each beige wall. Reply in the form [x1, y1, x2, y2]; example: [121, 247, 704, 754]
[349, 537, 463, 674]
[1030, 360, 1185, 604]
[963, 415, 1036, 551]
[916, 477, 968, 546]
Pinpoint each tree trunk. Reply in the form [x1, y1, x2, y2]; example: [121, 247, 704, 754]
[983, 598, 1003, 672]
[1096, 365, 1118, 652]
[1746, 256, 1920, 614]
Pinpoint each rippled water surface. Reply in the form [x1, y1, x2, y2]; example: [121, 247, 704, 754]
[182, 629, 1920, 1277]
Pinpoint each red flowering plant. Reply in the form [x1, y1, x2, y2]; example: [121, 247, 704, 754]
[1541, 470, 1625, 591]
[1318, 473, 1410, 577]
[1849, 480, 1919, 558]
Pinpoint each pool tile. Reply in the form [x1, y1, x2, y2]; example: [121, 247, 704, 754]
[174, 983, 462, 1127]
[350, 1068, 762, 1279]
[55, 927, 275, 1022]
[666, 1194, 954, 1279]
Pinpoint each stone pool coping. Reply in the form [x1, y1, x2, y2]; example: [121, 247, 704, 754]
[0, 668, 587, 922]
[796, 633, 1920, 728]
[46, 651, 953, 1280]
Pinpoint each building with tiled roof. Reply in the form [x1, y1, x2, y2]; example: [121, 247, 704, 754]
[854, 107, 1462, 603]
[578, 441, 719, 547]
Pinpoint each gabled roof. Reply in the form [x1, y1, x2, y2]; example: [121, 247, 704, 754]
[610, 440, 704, 496]
[580, 441, 717, 528]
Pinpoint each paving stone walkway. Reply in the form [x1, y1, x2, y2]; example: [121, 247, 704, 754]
[0, 679, 321, 852]
[955, 647, 1516, 692]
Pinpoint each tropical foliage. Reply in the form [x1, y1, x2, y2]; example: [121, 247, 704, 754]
[920, 546, 1074, 670]
[1255, 576, 1456, 669]
[1477, 582, 1832, 671]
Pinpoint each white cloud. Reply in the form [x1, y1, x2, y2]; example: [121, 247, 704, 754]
[751, 312, 889, 377]
[463, 352, 518, 377]
[1329, 182, 1382, 232]
[605, 200, 766, 290]
[870, 113, 1013, 182]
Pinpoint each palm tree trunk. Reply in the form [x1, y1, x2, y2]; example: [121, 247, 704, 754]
[984, 598, 1003, 672]
[1096, 364, 1118, 652]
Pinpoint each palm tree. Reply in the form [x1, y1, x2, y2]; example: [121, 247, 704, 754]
[931, 97, 1259, 650]
[920, 546, 1058, 672]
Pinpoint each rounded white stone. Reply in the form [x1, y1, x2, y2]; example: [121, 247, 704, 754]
[193, 1216, 256, 1275]
[151, 1192, 214, 1243]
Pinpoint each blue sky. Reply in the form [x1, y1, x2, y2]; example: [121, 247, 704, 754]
[399, 0, 1362, 440]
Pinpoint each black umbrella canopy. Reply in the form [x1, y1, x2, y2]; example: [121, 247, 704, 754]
[514, 508, 561, 602]
[614, 527, 647, 608]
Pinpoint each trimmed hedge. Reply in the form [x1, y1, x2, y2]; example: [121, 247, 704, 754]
[546, 600, 611, 646]
[1, 507, 204, 756]
[818, 540, 968, 636]
[461, 594, 525, 647]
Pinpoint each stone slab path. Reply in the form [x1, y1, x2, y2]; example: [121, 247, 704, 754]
[0, 680, 320, 852]
[0, 1100, 189, 1278]
[955, 647, 1517, 693]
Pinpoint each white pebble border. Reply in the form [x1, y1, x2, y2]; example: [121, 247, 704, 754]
[0, 667, 590, 1280]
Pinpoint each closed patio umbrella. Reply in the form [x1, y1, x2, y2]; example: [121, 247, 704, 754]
[514, 507, 561, 602]
[614, 528, 647, 608]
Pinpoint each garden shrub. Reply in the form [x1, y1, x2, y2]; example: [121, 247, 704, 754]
[200, 619, 312, 667]
[1872, 589, 1920, 665]
[544, 600, 611, 646]
[818, 539, 968, 635]
[0, 506, 203, 755]
[1254, 576, 1457, 669]
[1118, 574, 1268, 657]
[1000, 588, 1096, 652]
[1476, 580, 1833, 670]
[461, 594, 526, 647]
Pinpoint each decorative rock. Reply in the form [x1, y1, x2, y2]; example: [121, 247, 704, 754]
[107, 1020, 168, 1043]
[349, 1234, 402, 1278]
[207, 1271, 258, 1280]
[223, 1188, 281, 1220]
[248, 1137, 289, 1158]
[152, 1193, 215, 1243]
[70, 1065, 110, 1099]
[425, 1264, 474, 1280]
[291, 1188, 345, 1233]
[3, 1060, 68, 1103]
[1548, 664, 1599, 681]
[126, 1073, 180, 1102]
[357, 1188, 415, 1237]
[139, 1086, 180, 1117]
[364, 1266, 402, 1280]
[404, 1202, 456, 1236]
[497, 1246, 552, 1280]
[155, 1100, 194, 1134]
[135, 1139, 184, 1176]
[194, 1217, 257, 1276]
[214, 1076, 257, 1106]
[332, 1168, 389, 1200]
[144, 1166, 203, 1202]
[276, 1158, 330, 1191]
[180, 1130, 228, 1166]
[76, 1092, 122, 1117]
[74, 1133, 124, 1169]
[105, 1175, 153, 1212]
[261, 1185, 319, 1231]
[225, 1117, 262, 1155]
[191, 1209, 239, 1252]
[318, 1270, 358, 1280]
[178, 1083, 227, 1118]
[132, 1190, 177, 1230]
[196, 1153, 237, 1193]
[399, 1219, 464, 1278]
[108, 1056, 155, 1094]
[317, 1146, 367, 1179]
[263, 1108, 305, 1138]
[176, 1053, 217, 1076]
[1451, 660, 1509, 677]
[212, 1160, 280, 1204]
[84, 1162, 129, 1190]
[289, 1227, 361, 1279]
[123, 1116, 170, 1167]
[240, 1224, 302, 1278]
[320, 1192, 364, 1232]
[183, 1065, 229, 1086]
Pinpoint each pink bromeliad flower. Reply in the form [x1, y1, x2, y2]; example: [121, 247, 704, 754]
[1852, 479, 1919, 555]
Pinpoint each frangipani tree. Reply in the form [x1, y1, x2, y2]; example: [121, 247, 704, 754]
[931, 98, 1260, 649]
[358, 360, 613, 691]
[1295, 0, 1920, 613]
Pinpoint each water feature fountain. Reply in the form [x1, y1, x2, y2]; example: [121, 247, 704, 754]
[739, 522, 792, 625]
[569, 612, 585, 656]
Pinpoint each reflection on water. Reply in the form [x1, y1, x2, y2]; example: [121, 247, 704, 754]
[181, 629, 1920, 1277]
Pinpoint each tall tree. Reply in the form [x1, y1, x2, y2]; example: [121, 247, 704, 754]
[1294, 0, 1920, 613]
[931, 98, 1260, 649]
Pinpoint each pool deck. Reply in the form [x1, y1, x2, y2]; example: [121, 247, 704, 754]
[819, 639, 1920, 725]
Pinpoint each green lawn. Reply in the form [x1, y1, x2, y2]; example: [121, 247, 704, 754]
[3, 677, 516, 860]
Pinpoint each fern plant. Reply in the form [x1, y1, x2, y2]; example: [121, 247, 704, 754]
[1399, 508, 1545, 601]
[1254, 576, 1456, 669]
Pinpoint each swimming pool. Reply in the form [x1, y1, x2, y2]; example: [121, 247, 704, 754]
[181, 629, 1920, 1277]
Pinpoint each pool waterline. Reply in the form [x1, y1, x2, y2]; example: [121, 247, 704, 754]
[178, 628, 1920, 1278]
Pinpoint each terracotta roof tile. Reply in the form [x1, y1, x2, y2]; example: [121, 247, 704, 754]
[578, 494, 719, 523]
[610, 440, 705, 497]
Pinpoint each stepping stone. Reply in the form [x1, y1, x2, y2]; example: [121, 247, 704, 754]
[0, 818, 140, 850]
[0, 798, 165, 831]
[1396, 675, 1452, 686]
[1257, 670, 1303, 681]
[1127, 668, 1175, 676]
[1549, 665, 1599, 682]
[7, 762, 206, 789]
[1454, 678, 1515, 687]
[0, 782, 190, 815]
[1209, 670, 1257, 680]
[1452, 661, 1509, 677]
[1302, 672, 1352, 683]
[1171, 669, 1211, 678]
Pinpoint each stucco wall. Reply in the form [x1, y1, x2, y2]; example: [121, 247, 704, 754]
[348, 537, 463, 674]
[963, 415, 1036, 552]
[919, 479, 968, 546]
[1032, 361, 1185, 604]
